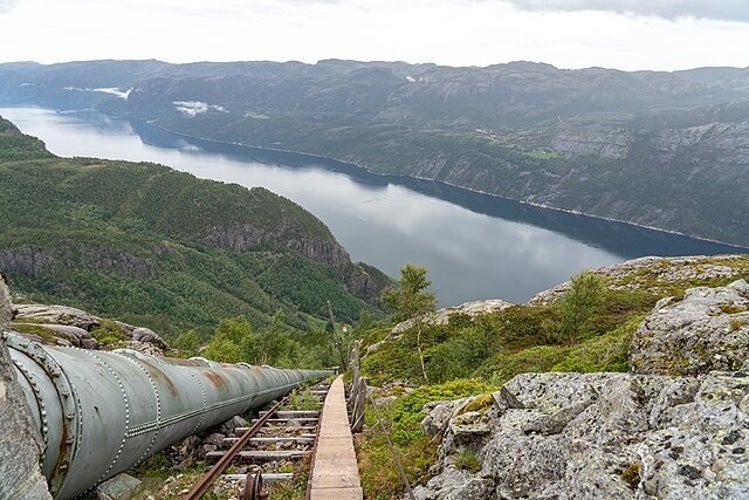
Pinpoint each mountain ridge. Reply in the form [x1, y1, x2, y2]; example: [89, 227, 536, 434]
[2, 58, 747, 247]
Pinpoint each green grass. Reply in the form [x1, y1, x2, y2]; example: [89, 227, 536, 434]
[357, 379, 494, 499]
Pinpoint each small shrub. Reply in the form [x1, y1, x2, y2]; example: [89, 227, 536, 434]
[129, 452, 173, 479]
[90, 318, 130, 345]
[552, 315, 644, 373]
[285, 387, 321, 411]
[454, 449, 481, 473]
[621, 462, 641, 489]
[720, 304, 747, 314]
[475, 345, 568, 385]
[266, 456, 311, 499]
[558, 271, 605, 342]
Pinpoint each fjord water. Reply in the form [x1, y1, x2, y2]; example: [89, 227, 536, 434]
[2, 107, 743, 306]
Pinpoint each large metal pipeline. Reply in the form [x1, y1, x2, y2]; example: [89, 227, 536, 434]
[3, 331, 329, 499]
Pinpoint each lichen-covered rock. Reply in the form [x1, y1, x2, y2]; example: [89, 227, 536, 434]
[15, 303, 102, 330]
[0, 275, 52, 499]
[422, 399, 466, 438]
[0, 275, 13, 324]
[412, 467, 494, 500]
[413, 371, 749, 500]
[530, 255, 745, 304]
[91, 472, 142, 500]
[132, 327, 169, 350]
[629, 279, 749, 375]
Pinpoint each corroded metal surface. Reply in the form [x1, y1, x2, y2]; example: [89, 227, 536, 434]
[4, 332, 328, 499]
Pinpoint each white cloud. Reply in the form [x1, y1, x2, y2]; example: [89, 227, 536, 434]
[0, 0, 18, 13]
[173, 101, 228, 117]
[505, 0, 749, 22]
[0, 0, 747, 71]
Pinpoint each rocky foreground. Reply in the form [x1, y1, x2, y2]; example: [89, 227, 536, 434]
[413, 275, 749, 499]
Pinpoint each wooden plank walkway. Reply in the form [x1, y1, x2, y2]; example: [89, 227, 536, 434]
[309, 375, 363, 499]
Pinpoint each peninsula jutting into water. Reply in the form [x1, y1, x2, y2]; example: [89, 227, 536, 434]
[2, 106, 743, 306]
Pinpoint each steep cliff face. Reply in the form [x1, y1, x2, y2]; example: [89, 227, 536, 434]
[0, 244, 158, 279]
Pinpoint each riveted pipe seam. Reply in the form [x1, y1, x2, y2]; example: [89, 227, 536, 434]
[4, 332, 330, 499]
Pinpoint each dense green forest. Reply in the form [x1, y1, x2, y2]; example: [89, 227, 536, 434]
[0, 116, 389, 345]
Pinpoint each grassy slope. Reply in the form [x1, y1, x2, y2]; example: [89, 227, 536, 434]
[0, 116, 384, 337]
[356, 254, 749, 498]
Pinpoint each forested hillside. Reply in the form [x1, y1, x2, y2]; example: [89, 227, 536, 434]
[2, 59, 748, 246]
[0, 116, 389, 339]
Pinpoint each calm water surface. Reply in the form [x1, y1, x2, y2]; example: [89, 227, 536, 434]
[2, 107, 743, 306]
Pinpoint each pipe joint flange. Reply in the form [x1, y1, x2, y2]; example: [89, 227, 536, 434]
[4, 333, 80, 497]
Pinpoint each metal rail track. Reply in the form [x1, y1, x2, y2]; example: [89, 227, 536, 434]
[184, 381, 330, 500]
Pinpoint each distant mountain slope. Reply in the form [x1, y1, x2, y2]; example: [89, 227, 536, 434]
[2, 59, 749, 247]
[0, 116, 389, 336]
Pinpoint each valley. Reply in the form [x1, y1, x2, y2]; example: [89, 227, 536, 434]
[2, 106, 743, 308]
[2, 59, 748, 247]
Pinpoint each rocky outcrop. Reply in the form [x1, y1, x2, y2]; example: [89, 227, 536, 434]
[0, 274, 53, 499]
[530, 255, 745, 305]
[11, 303, 169, 353]
[415, 371, 749, 500]
[287, 237, 350, 267]
[201, 224, 388, 303]
[415, 279, 749, 499]
[629, 279, 749, 376]
[201, 224, 350, 267]
[0, 244, 156, 280]
[367, 299, 514, 355]
[390, 299, 513, 337]
[16, 303, 102, 330]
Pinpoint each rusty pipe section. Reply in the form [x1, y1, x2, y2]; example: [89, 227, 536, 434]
[3, 331, 329, 499]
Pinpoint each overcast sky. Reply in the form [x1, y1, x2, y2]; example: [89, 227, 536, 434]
[1, 0, 748, 71]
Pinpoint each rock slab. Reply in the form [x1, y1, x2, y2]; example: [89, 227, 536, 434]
[415, 371, 749, 500]
[630, 279, 749, 375]
[0, 274, 52, 499]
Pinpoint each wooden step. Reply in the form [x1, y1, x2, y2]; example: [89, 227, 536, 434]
[222, 473, 294, 483]
[260, 410, 320, 418]
[206, 450, 311, 462]
[250, 417, 319, 424]
[222, 436, 315, 445]
[235, 426, 317, 434]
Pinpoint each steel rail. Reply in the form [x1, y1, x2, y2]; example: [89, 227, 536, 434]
[183, 395, 290, 500]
